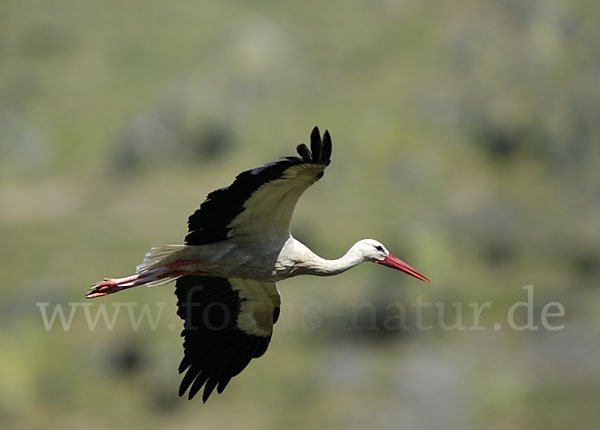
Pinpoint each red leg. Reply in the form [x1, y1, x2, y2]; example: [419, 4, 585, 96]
[87, 266, 167, 299]
[86, 261, 206, 299]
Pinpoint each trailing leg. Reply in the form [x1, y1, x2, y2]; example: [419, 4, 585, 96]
[86, 260, 206, 298]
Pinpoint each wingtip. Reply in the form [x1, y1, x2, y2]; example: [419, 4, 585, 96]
[296, 143, 311, 161]
[322, 130, 332, 163]
[202, 382, 217, 403]
[216, 378, 231, 394]
[310, 126, 323, 163]
[310, 127, 321, 145]
[188, 384, 201, 400]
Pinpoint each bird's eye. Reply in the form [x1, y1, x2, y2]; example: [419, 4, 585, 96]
[374, 245, 384, 252]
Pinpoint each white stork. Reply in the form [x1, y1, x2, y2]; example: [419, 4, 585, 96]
[87, 127, 429, 402]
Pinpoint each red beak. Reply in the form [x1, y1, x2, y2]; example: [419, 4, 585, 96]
[378, 254, 430, 282]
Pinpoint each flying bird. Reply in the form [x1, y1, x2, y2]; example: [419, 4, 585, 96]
[87, 126, 430, 402]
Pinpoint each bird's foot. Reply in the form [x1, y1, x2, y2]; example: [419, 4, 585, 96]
[86, 272, 143, 298]
[86, 278, 130, 298]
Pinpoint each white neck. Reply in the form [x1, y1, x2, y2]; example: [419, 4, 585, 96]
[287, 239, 367, 277]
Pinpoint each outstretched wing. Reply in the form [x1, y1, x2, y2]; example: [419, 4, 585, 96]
[175, 275, 281, 402]
[185, 126, 332, 245]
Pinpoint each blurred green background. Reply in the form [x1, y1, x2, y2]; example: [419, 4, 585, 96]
[2, 0, 599, 428]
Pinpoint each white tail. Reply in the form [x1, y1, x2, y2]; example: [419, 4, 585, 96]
[136, 245, 186, 273]
[88, 245, 189, 298]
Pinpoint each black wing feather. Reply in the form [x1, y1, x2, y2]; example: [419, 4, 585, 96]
[310, 126, 322, 162]
[322, 130, 332, 165]
[296, 143, 311, 161]
[185, 126, 332, 246]
[175, 275, 279, 402]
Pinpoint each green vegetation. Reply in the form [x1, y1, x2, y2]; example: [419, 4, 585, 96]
[1, 0, 599, 428]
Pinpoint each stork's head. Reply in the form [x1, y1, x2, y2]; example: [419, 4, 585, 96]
[356, 239, 430, 282]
